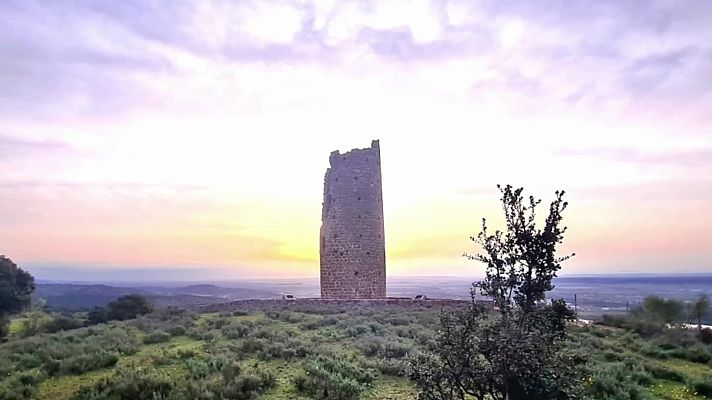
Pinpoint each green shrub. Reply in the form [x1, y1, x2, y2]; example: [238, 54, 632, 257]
[143, 330, 171, 344]
[285, 338, 313, 358]
[222, 322, 251, 339]
[44, 315, 85, 333]
[346, 324, 369, 337]
[165, 325, 186, 337]
[294, 355, 374, 400]
[699, 328, 712, 344]
[603, 350, 624, 362]
[299, 320, 321, 330]
[688, 377, 712, 397]
[72, 387, 109, 400]
[644, 363, 686, 382]
[356, 336, 413, 359]
[0, 369, 47, 400]
[177, 348, 198, 359]
[585, 363, 651, 400]
[59, 351, 119, 375]
[0, 316, 9, 342]
[235, 338, 267, 355]
[74, 367, 173, 400]
[2, 325, 140, 379]
[184, 358, 216, 380]
[367, 357, 408, 376]
[218, 366, 276, 399]
[278, 312, 304, 323]
[319, 317, 339, 326]
[681, 344, 711, 364]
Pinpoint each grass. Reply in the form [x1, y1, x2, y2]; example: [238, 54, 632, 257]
[34, 335, 202, 400]
[662, 358, 712, 380]
[649, 381, 701, 400]
[35, 369, 113, 400]
[363, 376, 419, 399]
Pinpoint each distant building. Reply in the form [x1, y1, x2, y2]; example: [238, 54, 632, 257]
[319, 140, 386, 299]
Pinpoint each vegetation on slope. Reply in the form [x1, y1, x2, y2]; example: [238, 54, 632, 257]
[0, 303, 710, 400]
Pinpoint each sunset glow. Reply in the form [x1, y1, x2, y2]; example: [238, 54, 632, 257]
[1, 0, 711, 280]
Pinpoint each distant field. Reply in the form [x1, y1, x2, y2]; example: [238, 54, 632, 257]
[2, 304, 711, 399]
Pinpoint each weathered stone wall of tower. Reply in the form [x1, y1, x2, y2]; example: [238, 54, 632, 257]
[320, 140, 386, 299]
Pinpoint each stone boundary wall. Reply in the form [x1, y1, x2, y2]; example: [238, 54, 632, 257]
[198, 298, 472, 313]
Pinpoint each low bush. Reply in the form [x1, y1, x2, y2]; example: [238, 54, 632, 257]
[356, 336, 413, 359]
[58, 351, 119, 375]
[366, 357, 408, 376]
[218, 366, 276, 399]
[0, 369, 46, 400]
[222, 322, 252, 339]
[294, 355, 374, 400]
[644, 363, 686, 383]
[73, 367, 173, 400]
[584, 363, 651, 400]
[143, 330, 171, 344]
[0, 325, 140, 382]
[699, 328, 712, 344]
[688, 377, 712, 397]
[44, 314, 85, 333]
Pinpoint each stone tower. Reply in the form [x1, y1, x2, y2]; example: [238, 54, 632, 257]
[320, 140, 386, 299]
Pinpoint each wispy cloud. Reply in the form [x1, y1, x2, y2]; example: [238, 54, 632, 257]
[557, 147, 712, 167]
[0, 134, 68, 152]
[0, 180, 207, 191]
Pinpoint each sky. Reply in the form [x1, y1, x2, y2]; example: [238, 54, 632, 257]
[1, 0, 711, 281]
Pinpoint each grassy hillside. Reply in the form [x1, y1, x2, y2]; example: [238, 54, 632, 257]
[1, 305, 711, 399]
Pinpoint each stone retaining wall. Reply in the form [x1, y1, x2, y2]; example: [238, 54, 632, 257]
[198, 298, 472, 313]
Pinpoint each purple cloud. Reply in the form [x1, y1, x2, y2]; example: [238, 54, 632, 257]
[557, 147, 712, 167]
[1, 0, 711, 123]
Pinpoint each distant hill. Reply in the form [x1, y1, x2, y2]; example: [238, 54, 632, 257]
[35, 284, 146, 310]
[34, 283, 279, 310]
[150, 284, 277, 299]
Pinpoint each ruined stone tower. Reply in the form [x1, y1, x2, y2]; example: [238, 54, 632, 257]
[320, 140, 386, 299]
